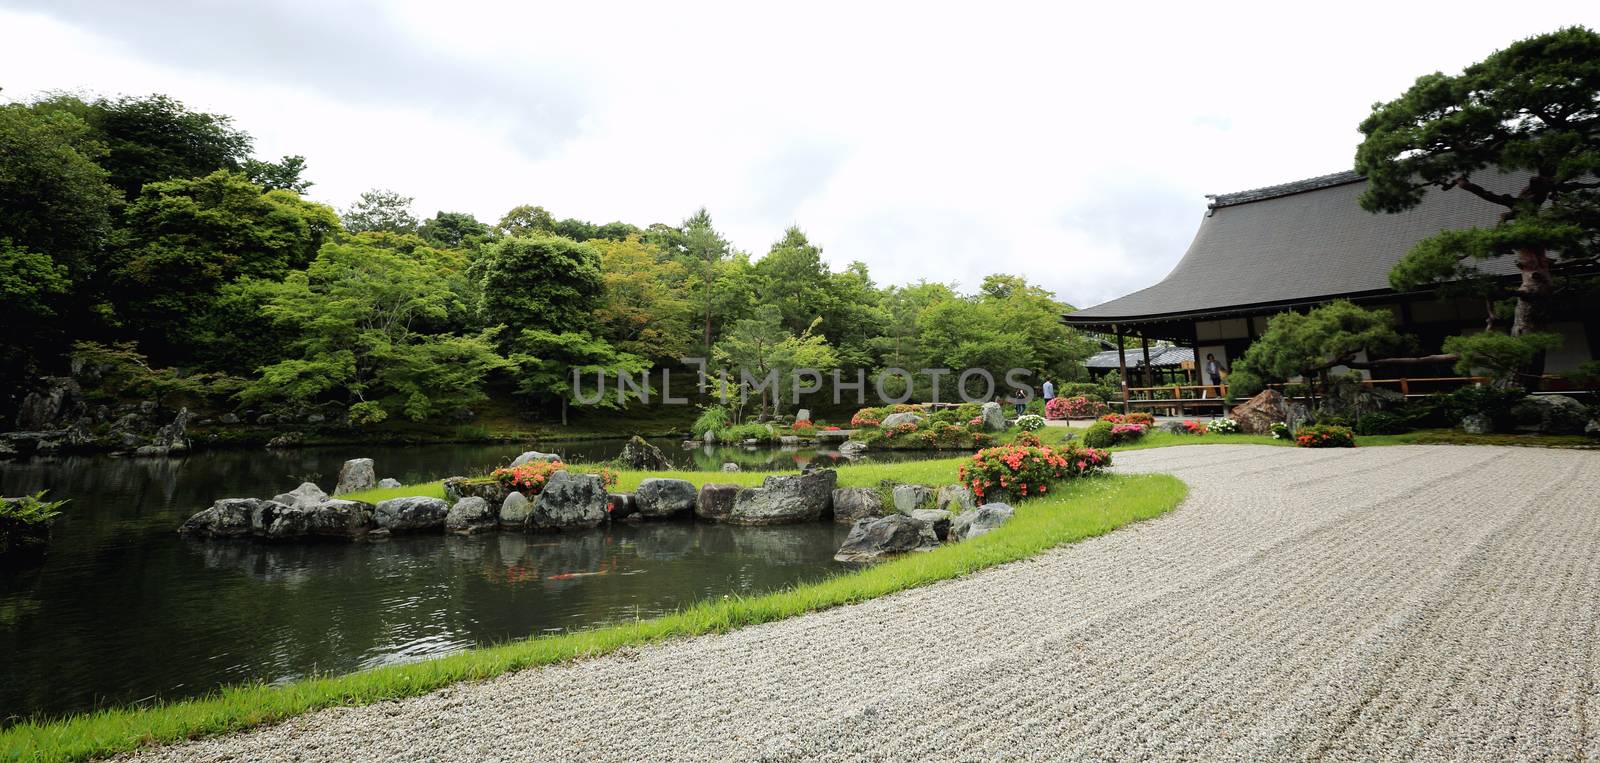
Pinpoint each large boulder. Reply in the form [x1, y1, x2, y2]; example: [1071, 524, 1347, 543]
[1230, 389, 1291, 435]
[833, 515, 936, 562]
[910, 508, 952, 542]
[499, 491, 533, 527]
[298, 499, 371, 538]
[271, 482, 328, 509]
[374, 496, 450, 532]
[1510, 394, 1589, 435]
[831, 487, 886, 525]
[721, 462, 741, 472]
[980, 401, 1007, 431]
[619, 436, 671, 471]
[1460, 413, 1493, 435]
[510, 450, 560, 467]
[446, 496, 497, 535]
[696, 484, 740, 522]
[377, 478, 402, 489]
[442, 477, 511, 510]
[838, 440, 868, 459]
[949, 503, 1015, 541]
[180, 498, 266, 539]
[334, 458, 376, 495]
[607, 493, 638, 521]
[936, 484, 977, 514]
[729, 470, 837, 525]
[880, 411, 924, 430]
[529, 471, 607, 531]
[892, 484, 934, 514]
[634, 478, 697, 519]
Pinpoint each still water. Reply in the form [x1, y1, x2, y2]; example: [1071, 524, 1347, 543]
[0, 439, 931, 723]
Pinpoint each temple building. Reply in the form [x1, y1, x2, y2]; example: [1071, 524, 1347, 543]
[1063, 170, 1599, 407]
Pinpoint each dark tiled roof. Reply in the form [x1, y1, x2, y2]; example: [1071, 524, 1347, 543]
[1084, 344, 1193, 369]
[1065, 170, 1525, 324]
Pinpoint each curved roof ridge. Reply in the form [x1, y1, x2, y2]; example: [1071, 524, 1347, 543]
[1208, 170, 1364, 208]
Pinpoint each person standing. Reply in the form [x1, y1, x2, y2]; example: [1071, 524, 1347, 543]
[1013, 388, 1028, 417]
[1204, 353, 1228, 397]
[1042, 379, 1055, 404]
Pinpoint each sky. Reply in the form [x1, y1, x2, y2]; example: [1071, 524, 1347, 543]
[1, 1, 1594, 309]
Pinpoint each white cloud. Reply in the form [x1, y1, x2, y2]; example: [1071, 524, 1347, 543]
[2, 0, 1594, 308]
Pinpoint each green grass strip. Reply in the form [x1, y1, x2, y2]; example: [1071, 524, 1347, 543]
[0, 473, 1184, 763]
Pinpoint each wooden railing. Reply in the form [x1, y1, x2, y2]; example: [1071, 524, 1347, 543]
[1121, 374, 1581, 415]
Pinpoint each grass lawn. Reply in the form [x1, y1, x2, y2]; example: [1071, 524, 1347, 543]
[0, 472, 1185, 763]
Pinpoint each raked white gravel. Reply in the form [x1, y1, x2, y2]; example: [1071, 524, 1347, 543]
[117, 444, 1600, 762]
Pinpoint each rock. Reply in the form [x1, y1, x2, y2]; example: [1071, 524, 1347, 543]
[374, 496, 450, 532]
[607, 492, 638, 521]
[265, 431, 304, 448]
[150, 408, 192, 453]
[618, 435, 671, 470]
[1588, 418, 1600, 438]
[510, 450, 560, 467]
[1230, 389, 1292, 435]
[635, 478, 697, 518]
[499, 491, 533, 527]
[831, 487, 887, 525]
[730, 469, 837, 525]
[256, 413, 277, 425]
[271, 482, 328, 508]
[936, 484, 977, 513]
[838, 440, 868, 459]
[696, 484, 740, 522]
[180, 498, 266, 538]
[833, 515, 937, 562]
[1509, 394, 1589, 435]
[334, 458, 376, 494]
[15, 377, 82, 430]
[795, 408, 811, 422]
[949, 502, 1015, 541]
[442, 477, 510, 510]
[910, 508, 952, 542]
[702, 429, 718, 444]
[1161, 420, 1193, 434]
[529, 471, 607, 531]
[219, 412, 240, 425]
[305, 413, 326, 424]
[298, 499, 371, 538]
[446, 497, 496, 534]
[0, 441, 17, 460]
[880, 411, 925, 430]
[377, 478, 402, 489]
[742, 439, 759, 446]
[1459, 413, 1493, 435]
[980, 401, 1007, 431]
[892, 484, 935, 514]
[721, 462, 741, 472]
[778, 435, 800, 445]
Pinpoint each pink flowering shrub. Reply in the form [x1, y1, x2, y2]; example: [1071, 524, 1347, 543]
[957, 442, 1111, 502]
[1045, 395, 1109, 420]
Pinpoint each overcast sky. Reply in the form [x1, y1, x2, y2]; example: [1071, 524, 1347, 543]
[2, 1, 1594, 308]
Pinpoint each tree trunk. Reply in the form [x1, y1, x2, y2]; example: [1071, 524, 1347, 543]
[1512, 245, 1553, 379]
[560, 397, 568, 427]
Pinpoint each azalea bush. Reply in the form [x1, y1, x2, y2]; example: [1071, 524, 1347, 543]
[1177, 419, 1207, 435]
[1295, 424, 1355, 448]
[850, 407, 884, 428]
[1045, 395, 1108, 420]
[791, 419, 816, 436]
[1099, 412, 1154, 426]
[1206, 418, 1240, 434]
[490, 462, 619, 494]
[958, 442, 1111, 502]
[1015, 414, 1046, 431]
[1084, 420, 1147, 448]
[879, 421, 921, 440]
[909, 422, 969, 448]
[1012, 431, 1044, 447]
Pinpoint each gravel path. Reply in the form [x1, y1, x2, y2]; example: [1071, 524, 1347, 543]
[120, 445, 1600, 762]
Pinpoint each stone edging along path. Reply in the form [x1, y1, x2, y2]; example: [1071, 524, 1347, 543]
[110, 444, 1600, 762]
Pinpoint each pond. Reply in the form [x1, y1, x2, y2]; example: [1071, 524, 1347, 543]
[0, 439, 943, 723]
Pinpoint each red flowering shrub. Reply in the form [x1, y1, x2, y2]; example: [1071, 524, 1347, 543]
[850, 408, 884, 428]
[957, 442, 1111, 502]
[880, 421, 920, 440]
[491, 461, 617, 494]
[1179, 419, 1207, 435]
[1045, 395, 1108, 420]
[1099, 412, 1154, 426]
[1295, 424, 1355, 448]
[791, 419, 816, 436]
[824, 425, 841, 431]
[1012, 432, 1044, 447]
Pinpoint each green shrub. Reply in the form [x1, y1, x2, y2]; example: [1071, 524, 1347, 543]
[692, 406, 730, 436]
[719, 422, 773, 443]
[1354, 410, 1411, 435]
[1055, 382, 1105, 401]
[1082, 421, 1114, 449]
[1443, 385, 1527, 427]
[1295, 424, 1355, 448]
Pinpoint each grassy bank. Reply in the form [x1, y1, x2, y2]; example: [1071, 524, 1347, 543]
[0, 471, 1184, 763]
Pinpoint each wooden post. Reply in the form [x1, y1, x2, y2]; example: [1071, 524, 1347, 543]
[1141, 336, 1153, 388]
[1114, 324, 1129, 414]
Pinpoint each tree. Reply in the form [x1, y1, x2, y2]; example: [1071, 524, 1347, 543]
[419, 211, 492, 249]
[32, 93, 253, 199]
[1356, 26, 1600, 350]
[975, 274, 1095, 382]
[754, 226, 835, 334]
[509, 329, 647, 426]
[494, 204, 555, 237]
[242, 236, 507, 421]
[680, 208, 732, 351]
[342, 189, 418, 234]
[589, 235, 694, 360]
[0, 105, 120, 280]
[1442, 331, 1564, 388]
[243, 155, 312, 193]
[713, 305, 837, 416]
[477, 234, 604, 338]
[116, 170, 339, 355]
[1230, 301, 1416, 400]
